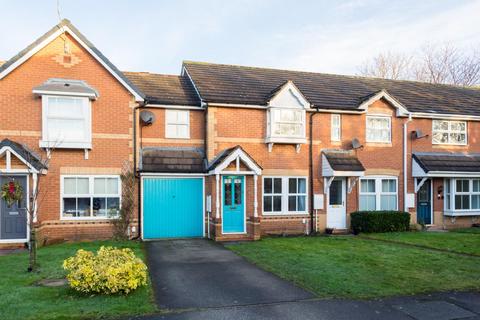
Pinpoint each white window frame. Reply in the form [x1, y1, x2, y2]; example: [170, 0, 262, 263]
[262, 176, 308, 215]
[444, 178, 480, 215]
[331, 114, 341, 142]
[366, 115, 391, 143]
[60, 175, 121, 220]
[359, 176, 398, 211]
[165, 109, 190, 139]
[266, 108, 306, 142]
[432, 120, 467, 145]
[39, 95, 92, 149]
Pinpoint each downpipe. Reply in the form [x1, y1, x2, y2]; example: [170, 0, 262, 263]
[403, 114, 412, 212]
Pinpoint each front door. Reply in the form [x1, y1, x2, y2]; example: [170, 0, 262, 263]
[0, 175, 28, 240]
[417, 180, 432, 225]
[222, 176, 245, 233]
[327, 178, 346, 229]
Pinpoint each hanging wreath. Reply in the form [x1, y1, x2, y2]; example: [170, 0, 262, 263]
[1, 181, 23, 207]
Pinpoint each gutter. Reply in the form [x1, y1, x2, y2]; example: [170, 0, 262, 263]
[309, 106, 320, 234]
[403, 113, 412, 212]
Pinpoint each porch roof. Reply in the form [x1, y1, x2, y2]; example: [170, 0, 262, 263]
[322, 150, 365, 177]
[207, 146, 262, 175]
[0, 139, 47, 173]
[140, 147, 206, 173]
[412, 152, 480, 177]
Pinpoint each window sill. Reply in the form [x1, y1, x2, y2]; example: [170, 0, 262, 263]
[365, 142, 392, 147]
[262, 212, 309, 217]
[40, 140, 92, 149]
[265, 137, 307, 144]
[60, 216, 119, 221]
[432, 144, 468, 149]
[444, 210, 480, 217]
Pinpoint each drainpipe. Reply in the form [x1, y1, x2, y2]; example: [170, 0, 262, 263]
[309, 106, 320, 234]
[403, 113, 412, 212]
[132, 100, 147, 240]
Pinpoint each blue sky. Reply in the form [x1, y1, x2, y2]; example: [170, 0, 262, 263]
[0, 0, 478, 75]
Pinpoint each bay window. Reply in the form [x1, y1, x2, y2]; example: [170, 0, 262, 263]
[359, 177, 397, 211]
[40, 96, 92, 148]
[366, 116, 391, 143]
[444, 178, 480, 215]
[263, 177, 307, 214]
[61, 176, 121, 219]
[432, 120, 467, 145]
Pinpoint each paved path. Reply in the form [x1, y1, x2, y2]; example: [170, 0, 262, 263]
[144, 239, 313, 309]
[134, 239, 480, 320]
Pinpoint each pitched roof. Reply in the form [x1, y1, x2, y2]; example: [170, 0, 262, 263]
[140, 147, 205, 173]
[33, 78, 99, 99]
[323, 150, 365, 172]
[123, 72, 200, 106]
[0, 139, 48, 172]
[0, 19, 144, 101]
[413, 152, 480, 173]
[183, 61, 480, 116]
[207, 145, 262, 172]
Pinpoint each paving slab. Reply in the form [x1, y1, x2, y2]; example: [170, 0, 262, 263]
[392, 300, 475, 320]
[145, 239, 313, 309]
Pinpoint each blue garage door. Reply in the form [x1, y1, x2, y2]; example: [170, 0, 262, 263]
[143, 177, 203, 239]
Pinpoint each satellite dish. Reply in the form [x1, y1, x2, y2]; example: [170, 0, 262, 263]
[412, 129, 429, 139]
[140, 110, 155, 125]
[351, 138, 363, 149]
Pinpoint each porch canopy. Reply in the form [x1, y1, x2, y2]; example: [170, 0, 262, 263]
[0, 139, 47, 174]
[322, 150, 365, 193]
[412, 152, 480, 191]
[140, 147, 206, 173]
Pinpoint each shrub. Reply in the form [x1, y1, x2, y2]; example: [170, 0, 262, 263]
[63, 246, 148, 294]
[350, 211, 410, 234]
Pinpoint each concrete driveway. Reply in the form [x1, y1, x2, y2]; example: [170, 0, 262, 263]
[145, 239, 313, 309]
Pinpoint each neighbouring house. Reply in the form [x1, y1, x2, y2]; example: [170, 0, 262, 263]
[1, 19, 480, 246]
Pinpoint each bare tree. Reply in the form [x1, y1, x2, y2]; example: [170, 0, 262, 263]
[358, 44, 480, 87]
[358, 52, 413, 80]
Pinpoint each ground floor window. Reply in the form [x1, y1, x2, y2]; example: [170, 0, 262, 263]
[359, 176, 398, 211]
[61, 175, 121, 219]
[444, 178, 480, 213]
[263, 177, 307, 214]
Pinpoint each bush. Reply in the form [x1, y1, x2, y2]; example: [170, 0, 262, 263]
[63, 246, 148, 294]
[350, 211, 410, 234]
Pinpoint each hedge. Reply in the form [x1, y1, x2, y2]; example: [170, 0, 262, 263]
[350, 211, 410, 234]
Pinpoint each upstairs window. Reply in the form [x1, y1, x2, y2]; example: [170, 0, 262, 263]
[331, 114, 341, 141]
[366, 116, 391, 143]
[270, 108, 305, 138]
[165, 110, 190, 139]
[432, 120, 467, 145]
[40, 96, 91, 148]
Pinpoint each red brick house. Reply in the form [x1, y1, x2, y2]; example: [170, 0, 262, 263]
[1, 19, 480, 245]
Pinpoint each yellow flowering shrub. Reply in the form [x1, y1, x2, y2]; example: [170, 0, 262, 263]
[63, 246, 148, 294]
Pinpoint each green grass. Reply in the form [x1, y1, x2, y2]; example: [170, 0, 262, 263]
[0, 241, 156, 320]
[450, 227, 480, 234]
[364, 230, 480, 256]
[228, 236, 480, 299]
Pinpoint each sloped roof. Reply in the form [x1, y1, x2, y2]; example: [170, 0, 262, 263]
[323, 150, 365, 172]
[183, 61, 480, 116]
[0, 19, 144, 101]
[207, 145, 262, 171]
[413, 153, 480, 173]
[140, 147, 205, 173]
[0, 139, 47, 172]
[123, 72, 200, 106]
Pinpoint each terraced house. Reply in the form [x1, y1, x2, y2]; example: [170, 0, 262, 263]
[1, 19, 480, 246]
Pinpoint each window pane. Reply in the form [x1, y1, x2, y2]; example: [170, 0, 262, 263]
[264, 196, 272, 212]
[234, 179, 242, 205]
[361, 179, 375, 193]
[92, 197, 106, 217]
[224, 179, 232, 206]
[329, 180, 342, 205]
[432, 132, 448, 144]
[77, 178, 89, 194]
[264, 178, 272, 194]
[63, 198, 77, 217]
[273, 196, 282, 211]
[106, 178, 118, 194]
[455, 195, 470, 210]
[289, 178, 297, 193]
[382, 179, 396, 192]
[47, 118, 85, 141]
[298, 178, 306, 193]
[64, 178, 76, 194]
[176, 124, 189, 138]
[456, 180, 469, 192]
[77, 198, 91, 217]
[472, 195, 480, 209]
[298, 195, 306, 211]
[94, 178, 106, 194]
[273, 178, 282, 193]
[474, 180, 480, 192]
[107, 198, 120, 217]
[380, 195, 397, 210]
[359, 195, 376, 211]
[288, 196, 296, 211]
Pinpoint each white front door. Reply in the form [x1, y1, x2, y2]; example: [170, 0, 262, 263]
[327, 178, 346, 229]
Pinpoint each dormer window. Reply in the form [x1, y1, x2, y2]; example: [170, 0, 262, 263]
[33, 78, 98, 150]
[265, 81, 309, 152]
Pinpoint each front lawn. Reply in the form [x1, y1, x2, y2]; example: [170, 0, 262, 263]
[364, 230, 480, 256]
[0, 241, 156, 320]
[228, 236, 480, 299]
